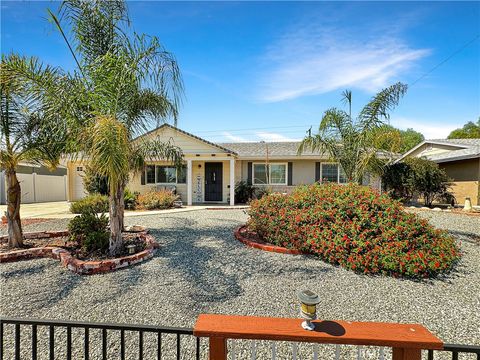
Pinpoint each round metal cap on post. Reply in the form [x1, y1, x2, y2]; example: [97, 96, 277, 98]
[297, 289, 320, 331]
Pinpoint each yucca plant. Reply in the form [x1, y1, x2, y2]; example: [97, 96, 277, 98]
[298, 83, 408, 183]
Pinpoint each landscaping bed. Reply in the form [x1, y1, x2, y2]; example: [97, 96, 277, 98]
[0, 230, 158, 274]
[245, 183, 461, 279]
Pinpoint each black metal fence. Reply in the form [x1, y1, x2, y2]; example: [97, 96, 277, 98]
[1, 317, 479, 360]
[430, 344, 480, 360]
[0, 317, 201, 360]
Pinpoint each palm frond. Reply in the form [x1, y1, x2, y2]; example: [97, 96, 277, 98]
[358, 82, 408, 130]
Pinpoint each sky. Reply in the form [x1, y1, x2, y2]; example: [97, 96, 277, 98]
[1, 1, 479, 142]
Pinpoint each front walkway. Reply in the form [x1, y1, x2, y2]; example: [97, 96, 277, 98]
[0, 201, 248, 219]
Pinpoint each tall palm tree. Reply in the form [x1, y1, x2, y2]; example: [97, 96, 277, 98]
[1, 55, 67, 247]
[47, 0, 184, 255]
[298, 83, 408, 184]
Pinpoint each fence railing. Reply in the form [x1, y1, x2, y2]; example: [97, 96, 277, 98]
[1, 316, 479, 359]
[0, 317, 200, 360]
[193, 314, 480, 360]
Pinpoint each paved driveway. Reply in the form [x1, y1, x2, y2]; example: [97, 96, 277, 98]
[0, 209, 478, 359]
[0, 201, 71, 218]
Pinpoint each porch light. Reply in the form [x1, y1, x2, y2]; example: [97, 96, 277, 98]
[297, 289, 320, 331]
[127, 244, 136, 255]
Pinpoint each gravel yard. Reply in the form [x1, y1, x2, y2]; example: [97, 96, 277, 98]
[0, 209, 479, 359]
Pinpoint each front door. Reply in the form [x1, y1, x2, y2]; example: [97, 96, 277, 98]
[205, 162, 223, 201]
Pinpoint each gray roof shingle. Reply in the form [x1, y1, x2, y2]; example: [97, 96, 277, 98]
[218, 142, 325, 157]
[421, 138, 480, 163]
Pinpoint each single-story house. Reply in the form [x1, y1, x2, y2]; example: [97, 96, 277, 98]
[65, 124, 382, 205]
[0, 163, 68, 204]
[400, 138, 480, 206]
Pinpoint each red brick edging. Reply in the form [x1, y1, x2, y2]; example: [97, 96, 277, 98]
[0, 231, 158, 275]
[234, 225, 306, 255]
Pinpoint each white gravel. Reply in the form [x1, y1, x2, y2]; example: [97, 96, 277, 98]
[0, 209, 479, 359]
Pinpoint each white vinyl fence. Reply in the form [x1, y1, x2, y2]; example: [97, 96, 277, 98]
[0, 172, 67, 204]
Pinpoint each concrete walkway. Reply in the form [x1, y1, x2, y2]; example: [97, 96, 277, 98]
[0, 201, 248, 219]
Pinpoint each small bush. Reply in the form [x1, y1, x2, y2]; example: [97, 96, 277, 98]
[235, 181, 256, 204]
[247, 183, 460, 278]
[68, 211, 109, 253]
[83, 165, 109, 195]
[70, 194, 109, 214]
[255, 186, 272, 199]
[382, 158, 454, 206]
[136, 189, 178, 210]
[124, 189, 138, 210]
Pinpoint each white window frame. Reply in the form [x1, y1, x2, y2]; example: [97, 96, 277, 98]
[252, 162, 288, 185]
[145, 164, 187, 185]
[320, 162, 347, 184]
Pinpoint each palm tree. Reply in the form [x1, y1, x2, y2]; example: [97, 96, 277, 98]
[298, 83, 408, 184]
[1, 55, 67, 247]
[46, 0, 184, 255]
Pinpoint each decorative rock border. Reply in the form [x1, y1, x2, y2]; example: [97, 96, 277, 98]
[0, 230, 158, 275]
[234, 225, 306, 255]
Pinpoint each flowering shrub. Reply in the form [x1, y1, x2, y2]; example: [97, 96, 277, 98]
[247, 183, 460, 278]
[136, 189, 179, 210]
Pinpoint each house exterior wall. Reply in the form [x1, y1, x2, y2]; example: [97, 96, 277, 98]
[409, 143, 466, 158]
[128, 158, 233, 204]
[439, 159, 479, 206]
[137, 126, 226, 154]
[236, 159, 381, 192]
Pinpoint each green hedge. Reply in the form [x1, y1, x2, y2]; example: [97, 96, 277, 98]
[247, 183, 460, 278]
[70, 194, 109, 214]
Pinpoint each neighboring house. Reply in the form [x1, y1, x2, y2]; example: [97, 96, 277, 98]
[0, 164, 68, 205]
[65, 124, 382, 205]
[400, 138, 480, 206]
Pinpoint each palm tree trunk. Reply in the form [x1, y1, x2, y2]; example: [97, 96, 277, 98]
[108, 181, 125, 256]
[5, 169, 23, 248]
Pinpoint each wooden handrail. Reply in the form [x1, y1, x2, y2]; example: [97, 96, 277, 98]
[194, 314, 444, 360]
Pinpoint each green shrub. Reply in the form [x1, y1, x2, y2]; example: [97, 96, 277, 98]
[247, 183, 460, 278]
[255, 186, 271, 199]
[83, 164, 109, 195]
[137, 189, 178, 210]
[124, 189, 138, 210]
[382, 158, 454, 206]
[234, 181, 256, 204]
[68, 211, 109, 253]
[70, 193, 109, 214]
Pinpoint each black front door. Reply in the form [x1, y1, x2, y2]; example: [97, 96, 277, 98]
[205, 162, 223, 201]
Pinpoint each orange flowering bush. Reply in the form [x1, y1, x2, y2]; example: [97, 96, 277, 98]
[247, 183, 460, 278]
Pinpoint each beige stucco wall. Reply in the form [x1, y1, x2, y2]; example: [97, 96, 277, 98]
[439, 159, 479, 206]
[409, 143, 466, 158]
[137, 126, 227, 155]
[128, 159, 233, 204]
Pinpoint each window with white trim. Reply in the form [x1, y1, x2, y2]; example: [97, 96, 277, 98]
[253, 163, 287, 185]
[145, 164, 187, 185]
[321, 163, 347, 184]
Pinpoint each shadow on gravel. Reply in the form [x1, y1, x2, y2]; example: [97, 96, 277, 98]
[448, 230, 480, 245]
[151, 217, 332, 307]
[0, 262, 51, 279]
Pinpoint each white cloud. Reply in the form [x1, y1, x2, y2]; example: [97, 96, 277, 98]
[254, 131, 300, 142]
[258, 23, 431, 102]
[221, 131, 248, 142]
[391, 117, 457, 139]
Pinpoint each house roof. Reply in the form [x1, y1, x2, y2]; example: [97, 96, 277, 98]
[400, 138, 480, 163]
[217, 141, 324, 158]
[134, 124, 237, 155]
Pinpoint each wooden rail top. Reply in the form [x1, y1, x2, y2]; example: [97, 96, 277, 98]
[194, 314, 444, 350]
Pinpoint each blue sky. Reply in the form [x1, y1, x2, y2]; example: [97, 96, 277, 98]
[1, 1, 479, 142]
